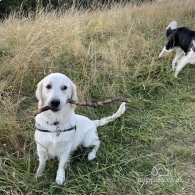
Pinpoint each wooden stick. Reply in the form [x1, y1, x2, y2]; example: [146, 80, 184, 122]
[67, 98, 131, 108]
[32, 106, 58, 116]
[32, 98, 131, 116]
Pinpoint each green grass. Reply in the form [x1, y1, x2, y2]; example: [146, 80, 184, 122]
[0, 0, 195, 194]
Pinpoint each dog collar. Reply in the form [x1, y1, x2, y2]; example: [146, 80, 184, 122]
[35, 124, 77, 137]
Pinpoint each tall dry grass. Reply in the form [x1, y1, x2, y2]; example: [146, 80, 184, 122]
[0, 0, 194, 97]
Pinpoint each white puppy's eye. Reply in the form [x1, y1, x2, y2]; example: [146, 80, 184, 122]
[61, 85, 67, 91]
[46, 84, 52, 89]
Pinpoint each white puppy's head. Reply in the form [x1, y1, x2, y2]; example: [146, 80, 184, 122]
[36, 73, 78, 111]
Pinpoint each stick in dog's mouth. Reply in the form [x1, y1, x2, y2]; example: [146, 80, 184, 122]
[32, 106, 59, 116]
[32, 98, 131, 116]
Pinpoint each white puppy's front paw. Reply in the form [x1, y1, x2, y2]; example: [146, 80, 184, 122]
[55, 175, 65, 185]
[35, 168, 44, 178]
[55, 170, 65, 185]
[88, 152, 96, 161]
[35, 172, 43, 178]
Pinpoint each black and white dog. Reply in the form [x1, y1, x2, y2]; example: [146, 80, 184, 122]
[159, 21, 195, 77]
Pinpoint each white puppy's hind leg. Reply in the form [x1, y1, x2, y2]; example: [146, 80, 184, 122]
[87, 139, 100, 161]
[82, 131, 100, 161]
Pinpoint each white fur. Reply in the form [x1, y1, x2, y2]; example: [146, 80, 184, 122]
[158, 46, 174, 58]
[174, 49, 195, 77]
[166, 20, 177, 30]
[34, 73, 126, 185]
[172, 48, 185, 70]
[159, 47, 195, 77]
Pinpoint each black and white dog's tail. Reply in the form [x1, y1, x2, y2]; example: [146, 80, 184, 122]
[166, 21, 177, 37]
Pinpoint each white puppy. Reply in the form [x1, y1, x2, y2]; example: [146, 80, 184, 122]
[35, 73, 126, 185]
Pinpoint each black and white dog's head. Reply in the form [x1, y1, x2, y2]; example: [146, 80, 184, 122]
[159, 20, 195, 58]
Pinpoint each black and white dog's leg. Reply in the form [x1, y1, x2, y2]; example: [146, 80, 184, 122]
[159, 36, 175, 59]
[159, 46, 174, 58]
[172, 48, 184, 70]
[174, 45, 195, 77]
[174, 56, 189, 77]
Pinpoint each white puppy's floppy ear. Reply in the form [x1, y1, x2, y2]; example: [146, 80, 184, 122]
[71, 83, 78, 108]
[36, 80, 44, 108]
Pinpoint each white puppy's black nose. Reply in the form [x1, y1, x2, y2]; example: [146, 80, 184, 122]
[51, 99, 60, 108]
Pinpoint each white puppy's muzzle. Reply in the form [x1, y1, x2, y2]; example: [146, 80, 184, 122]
[50, 99, 61, 109]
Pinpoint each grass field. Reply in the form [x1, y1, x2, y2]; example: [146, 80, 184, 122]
[0, 0, 195, 194]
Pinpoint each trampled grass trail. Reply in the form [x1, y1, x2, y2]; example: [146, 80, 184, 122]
[0, 0, 195, 194]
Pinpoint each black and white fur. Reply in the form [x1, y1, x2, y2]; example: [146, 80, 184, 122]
[159, 21, 195, 77]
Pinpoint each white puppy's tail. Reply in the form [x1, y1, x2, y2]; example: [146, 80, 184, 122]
[166, 20, 177, 30]
[93, 103, 126, 127]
